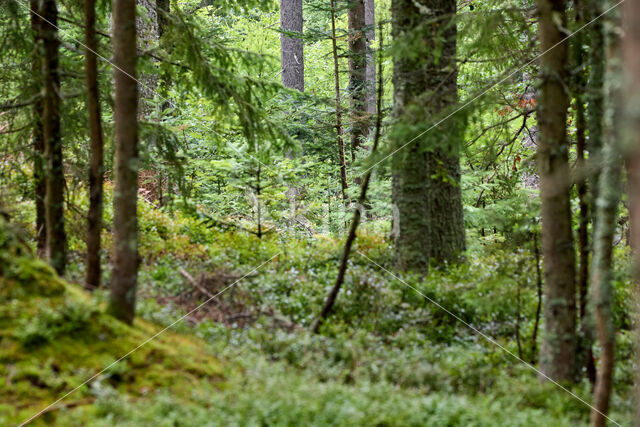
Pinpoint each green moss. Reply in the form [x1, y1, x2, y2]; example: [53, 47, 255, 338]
[0, 223, 225, 426]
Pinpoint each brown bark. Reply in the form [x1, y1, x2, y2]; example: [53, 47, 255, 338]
[108, 0, 139, 324]
[30, 0, 47, 257]
[312, 22, 384, 333]
[621, 0, 640, 424]
[280, 0, 304, 91]
[348, 0, 367, 157]
[42, 0, 67, 275]
[85, 0, 104, 289]
[536, 0, 576, 382]
[330, 0, 348, 201]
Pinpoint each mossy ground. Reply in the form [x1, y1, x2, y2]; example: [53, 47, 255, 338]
[0, 251, 224, 426]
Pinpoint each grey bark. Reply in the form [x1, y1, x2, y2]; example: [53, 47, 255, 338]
[280, 0, 304, 91]
[365, 0, 375, 115]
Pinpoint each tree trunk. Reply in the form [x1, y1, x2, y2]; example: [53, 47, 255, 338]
[280, 0, 304, 91]
[85, 0, 105, 289]
[136, 0, 158, 115]
[41, 0, 67, 275]
[108, 0, 139, 325]
[582, 0, 606, 387]
[589, 124, 621, 427]
[330, 0, 348, 201]
[348, 0, 367, 157]
[30, 0, 47, 258]
[364, 0, 375, 116]
[620, 0, 640, 425]
[391, 0, 464, 274]
[572, 0, 596, 386]
[536, 0, 576, 382]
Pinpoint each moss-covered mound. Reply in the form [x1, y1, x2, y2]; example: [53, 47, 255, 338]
[0, 220, 224, 426]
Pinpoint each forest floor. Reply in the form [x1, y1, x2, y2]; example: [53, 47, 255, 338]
[0, 196, 636, 426]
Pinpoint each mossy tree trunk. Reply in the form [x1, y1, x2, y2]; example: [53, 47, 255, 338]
[536, 0, 576, 382]
[364, 0, 375, 117]
[41, 0, 67, 275]
[108, 0, 139, 325]
[391, 0, 464, 275]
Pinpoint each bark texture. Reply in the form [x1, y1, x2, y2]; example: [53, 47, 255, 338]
[364, 0, 375, 115]
[590, 131, 621, 427]
[536, 0, 576, 382]
[30, 0, 47, 257]
[348, 0, 367, 155]
[85, 0, 105, 289]
[42, 0, 67, 275]
[108, 0, 139, 324]
[391, 0, 464, 274]
[280, 0, 304, 91]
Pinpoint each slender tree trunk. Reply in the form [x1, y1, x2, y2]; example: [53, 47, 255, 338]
[312, 22, 384, 333]
[391, 0, 464, 274]
[536, 0, 576, 382]
[41, 0, 67, 275]
[583, 0, 606, 387]
[30, 0, 46, 257]
[85, 0, 104, 289]
[364, 0, 375, 116]
[348, 0, 367, 158]
[531, 231, 543, 364]
[280, 0, 304, 91]
[620, 1, 640, 425]
[330, 0, 348, 201]
[589, 122, 621, 427]
[572, 0, 596, 386]
[108, 0, 139, 324]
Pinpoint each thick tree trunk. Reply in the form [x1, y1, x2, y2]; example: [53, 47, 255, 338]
[348, 0, 367, 157]
[108, 0, 139, 324]
[391, 0, 464, 274]
[621, 1, 640, 425]
[30, 0, 46, 258]
[85, 0, 104, 289]
[41, 0, 67, 275]
[536, 0, 576, 382]
[280, 0, 304, 91]
[364, 0, 375, 116]
[330, 0, 348, 201]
